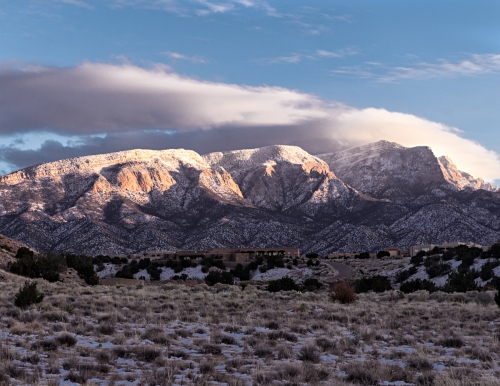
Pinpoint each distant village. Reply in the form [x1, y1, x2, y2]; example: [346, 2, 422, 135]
[112, 241, 493, 268]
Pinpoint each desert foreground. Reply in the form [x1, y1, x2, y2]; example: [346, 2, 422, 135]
[1, 269, 499, 386]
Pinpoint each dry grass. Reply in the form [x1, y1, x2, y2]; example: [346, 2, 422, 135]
[0, 267, 499, 385]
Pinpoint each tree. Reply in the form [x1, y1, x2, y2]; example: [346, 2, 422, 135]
[354, 275, 392, 293]
[267, 277, 299, 292]
[444, 271, 478, 293]
[16, 247, 34, 259]
[14, 281, 44, 308]
[205, 271, 233, 286]
[377, 251, 390, 259]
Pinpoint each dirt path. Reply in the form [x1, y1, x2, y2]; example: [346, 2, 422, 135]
[324, 260, 356, 280]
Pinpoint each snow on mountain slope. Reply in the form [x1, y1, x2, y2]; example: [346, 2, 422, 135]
[0, 142, 499, 255]
[318, 140, 498, 202]
[203, 145, 361, 211]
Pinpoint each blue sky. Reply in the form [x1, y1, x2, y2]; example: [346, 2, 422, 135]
[1, 0, 500, 182]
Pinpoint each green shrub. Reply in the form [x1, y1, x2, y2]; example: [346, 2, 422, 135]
[16, 247, 34, 259]
[444, 271, 478, 293]
[14, 281, 44, 309]
[395, 266, 417, 283]
[267, 277, 299, 292]
[399, 279, 438, 294]
[147, 265, 161, 281]
[355, 275, 392, 293]
[356, 252, 370, 259]
[65, 254, 98, 285]
[302, 278, 322, 291]
[480, 261, 500, 281]
[425, 262, 451, 278]
[204, 271, 233, 286]
[377, 251, 390, 259]
[411, 255, 424, 265]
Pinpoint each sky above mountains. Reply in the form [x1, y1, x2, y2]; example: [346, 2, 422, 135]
[1, 0, 500, 184]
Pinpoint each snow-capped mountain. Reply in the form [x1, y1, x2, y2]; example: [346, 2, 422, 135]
[0, 142, 499, 255]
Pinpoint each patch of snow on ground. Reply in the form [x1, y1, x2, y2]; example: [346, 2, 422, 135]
[133, 269, 150, 280]
[96, 263, 120, 279]
[251, 267, 315, 281]
[252, 268, 293, 281]
[160, 266, 207, 280]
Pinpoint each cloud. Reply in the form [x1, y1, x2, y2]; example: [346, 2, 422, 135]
[317, 48, 357, 58]
[261, 48, 358, 64]
[58, 0, 93, 8]
[334, 54, 500, 82]
[110, 0, 277, 16]
[0, 62, 327, 134]
[0, 62, 499, 182]
[161, 51, 206, 63]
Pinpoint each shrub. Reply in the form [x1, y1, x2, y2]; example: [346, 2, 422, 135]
[480, 261, 500, 281]
[16, 247, 34, 259]
[14, 281, 44, 308]
[302, 278, 322, 291]
[298, 343, 320, 363]
[356, 252, 370, 259]
[147, 265, 161, 281]
[267, 277, 299, 292]
[444, 271, 478, 293]
[425, 262, 451, 278]
[411, 255, 424, 265]
[65, 254, 98, 285]
[495, 282, 500, 308]
[56, 333, 77, 347]
[204, 271, 233, 286]
[330, 281, 356, 303]
[354, 275, 392, 293]
[377, 250, 390, 259]
[136, 347, 161, 362]
[395, 266, 417, 283]
[439, 337, 464, 348]
[399, 279, 438, 294]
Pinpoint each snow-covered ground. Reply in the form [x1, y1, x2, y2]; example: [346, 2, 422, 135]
[252, 267, 314, 281]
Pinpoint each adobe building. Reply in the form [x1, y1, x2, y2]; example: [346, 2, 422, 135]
[113, 247, 300, 269]
[410, 242, 485, 256]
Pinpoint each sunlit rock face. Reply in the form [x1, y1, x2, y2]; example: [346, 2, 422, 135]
[0, 142, 499, 255]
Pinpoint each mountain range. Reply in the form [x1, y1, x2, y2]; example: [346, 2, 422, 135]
[0, 140, 499, 255]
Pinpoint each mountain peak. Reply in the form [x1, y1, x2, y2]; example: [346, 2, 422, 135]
[203, 144, 326, 170]
[438, 155, 499, 192]
[0, 148, 207, 183]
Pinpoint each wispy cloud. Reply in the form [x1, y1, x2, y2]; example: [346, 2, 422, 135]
[58, 0, 93, 8]
[111, 0, 278, 16]
[333, 54, 500, 82]
[316, 48, 358, 58]
[260, 53, 307, 64]
[260, 48, 358, 65]
[161, 51, 206, 63]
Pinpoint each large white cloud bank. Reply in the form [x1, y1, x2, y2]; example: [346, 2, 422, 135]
[0, 62, 499, 181]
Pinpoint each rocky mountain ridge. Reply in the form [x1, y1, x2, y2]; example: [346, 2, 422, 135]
[0, 141, 499, 255]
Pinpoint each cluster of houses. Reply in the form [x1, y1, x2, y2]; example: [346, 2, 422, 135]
[324, 241, 493, 259]
[112, 241, 495, 266]
[114, 247, 301, 268]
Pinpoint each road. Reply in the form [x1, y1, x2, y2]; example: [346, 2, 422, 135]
[324, 260, 356, 280]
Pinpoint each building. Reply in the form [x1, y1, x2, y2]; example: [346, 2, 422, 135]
[382, 247, 410, 258]
[112, 247, 300, 269]
[410, 242, 485, 256]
